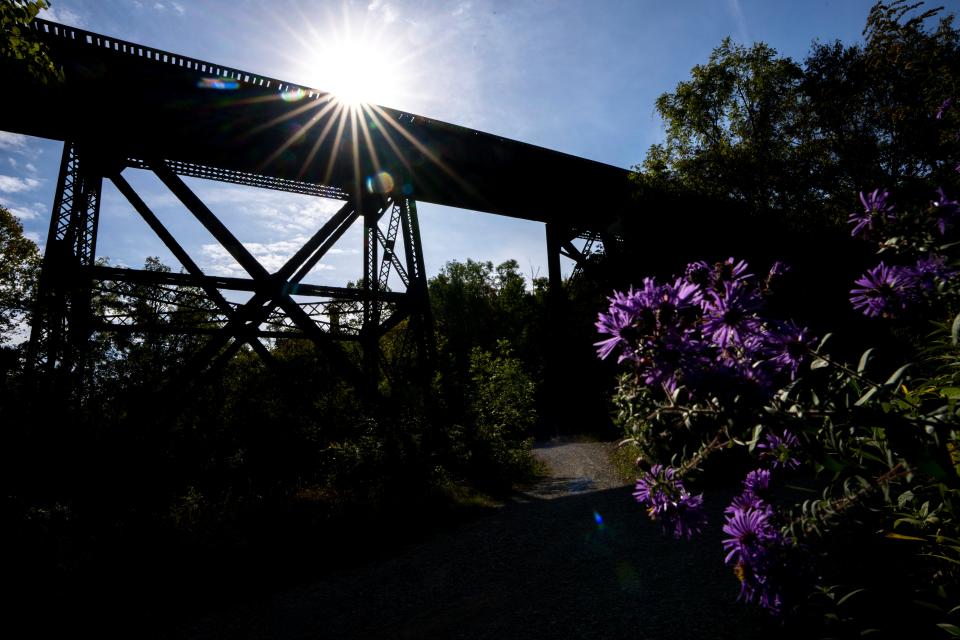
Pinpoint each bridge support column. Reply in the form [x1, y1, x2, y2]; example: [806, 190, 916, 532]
[545, 222, 563, 298]
[359, 192, 435, 393]
[28, 141, 102, 398]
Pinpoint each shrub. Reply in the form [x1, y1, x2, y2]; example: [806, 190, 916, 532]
[464, 339, 537, 490]
[598, 174, 959, 634]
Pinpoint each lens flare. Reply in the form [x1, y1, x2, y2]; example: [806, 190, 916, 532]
[280, 88, 306, 102]
[197, 77, 239, 90]
[365, 170, 395, 194]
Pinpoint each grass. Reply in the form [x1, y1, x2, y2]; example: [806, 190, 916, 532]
[609, 438, 642, 483]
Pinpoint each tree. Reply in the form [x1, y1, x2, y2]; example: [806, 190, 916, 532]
[640, 1, 960, 231]
[642, 38, 807, 220]
[0, 0, 62, 84]
[0, 205, 40, 343]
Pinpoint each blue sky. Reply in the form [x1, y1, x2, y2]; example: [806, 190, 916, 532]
[2, 0, 958, 286]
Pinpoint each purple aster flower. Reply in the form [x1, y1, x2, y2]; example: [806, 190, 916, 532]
[932, 187, 959, 236]
[763, 261, 791, 293]
[910, 253, 955, 296]
[722, 505, 780, 565]
[722, 505, 787, 613]
[686, 258, 753, 291]
[757, 429, 801, 470]
[702, 281, 762, 348]
[633, 464, 706, 540]
[744, 469, 771, 495]
[850, 262, 913, 318]
[722, 471, 776, 519]
[936, 97, 954, 120]
[725, 491, 769, 516]
[598, 277, 707, 393]
[848, 188, 895, 238]
[764, 321, 815, 379]
[595, 298, 637, 362]
[685, 260, 712, 287]
[715, 257, 753, 285]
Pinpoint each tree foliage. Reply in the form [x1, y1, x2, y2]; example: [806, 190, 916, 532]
[0, 205, 40, 343]
[0, 0, 62, 83]
[641, 1, 960, 230]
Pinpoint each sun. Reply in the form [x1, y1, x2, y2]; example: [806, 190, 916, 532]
[273, 4, 429, 111]
[290, 21, 407, 109]
[314, 36, 402, 107]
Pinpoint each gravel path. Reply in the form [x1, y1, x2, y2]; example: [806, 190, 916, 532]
[169, 440, 777, 639]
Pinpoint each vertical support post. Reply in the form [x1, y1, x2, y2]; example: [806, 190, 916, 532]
[28, 141, 102, 398]
[397, 196, 435, 376]
[361, 200, 381, 388]
[544, 221, 566, 436]
[546, 222, 563, 299]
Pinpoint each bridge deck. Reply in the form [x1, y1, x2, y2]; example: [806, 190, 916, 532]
[2, 19, 639, 228]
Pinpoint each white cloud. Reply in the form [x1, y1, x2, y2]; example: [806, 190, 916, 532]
[0, 132, 28, 152]
[189, 184, 345, 233]
[25, 163, 37, 173]
[171, 2, 185, 15]
[24, 231, 41, 244]
[726, 0, 751, 44]
[0, 175, 41, 193]
[3, 203, 42, 221]
[200, 239, 336, 278]
[154, 2, 165, 11]
[368, 0, 397, 23]
[7, 158, 17, 169]
[38, 6, 86, 27]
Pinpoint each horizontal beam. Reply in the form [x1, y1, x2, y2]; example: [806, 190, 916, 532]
[125, 158, 348, 200]
[86, 265, 408, 302]
[91, 321, 361, 341]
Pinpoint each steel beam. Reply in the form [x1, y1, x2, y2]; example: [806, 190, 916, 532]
[27, 141, 102, 395]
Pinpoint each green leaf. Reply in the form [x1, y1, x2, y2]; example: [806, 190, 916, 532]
[747, 424, 763, 453]
[937, 623, 960, 637]
[952, 313, 960, 346]
[838, 588, 867, 605]
[885, 531, 926, 541]
[884, 363, 912, 388]
[897, 490, 915, 508]
[817, 332, 833, 352]
[915, 599, 946, 613]
[855, 386, 879, 407]
[811, 357, 830, 370]
[858, 348, 875, 375]
[820, 454, 846, 472]
[917, 458, 948, 481]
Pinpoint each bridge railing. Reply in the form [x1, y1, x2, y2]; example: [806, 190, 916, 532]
[28, 19, 550, 158]
[32, 18, 320, 97]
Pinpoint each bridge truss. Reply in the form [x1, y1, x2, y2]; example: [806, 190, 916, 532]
[28, 142, 433, 394]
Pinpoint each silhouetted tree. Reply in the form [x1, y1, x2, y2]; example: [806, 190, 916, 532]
[640, 1, 960, 230]
[0, 204, 40, 344]
[0, 0, 62, 83]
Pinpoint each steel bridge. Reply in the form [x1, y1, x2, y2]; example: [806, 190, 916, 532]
[2, 19, 639, 390]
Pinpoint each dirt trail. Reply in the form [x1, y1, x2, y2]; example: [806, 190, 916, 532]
[169, 440, 774, 639]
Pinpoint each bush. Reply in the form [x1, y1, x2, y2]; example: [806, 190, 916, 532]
[462, 339, 537, 491]
[597, 179, 959, 635]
